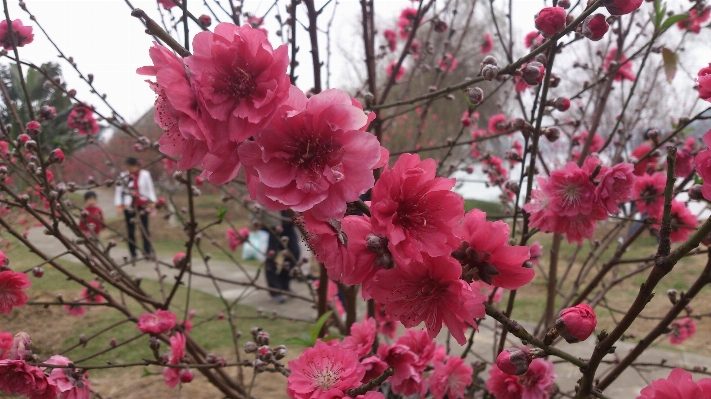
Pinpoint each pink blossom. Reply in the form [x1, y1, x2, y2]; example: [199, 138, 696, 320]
[287, 340, 364, 399]
[0, 270, 31, 314]
[595, 163, 636, 214]
[437, 53, 458, 72]
[0, 359, 59, 399]
[678, 8, 710, 34]
[374, 303, 398, 339]
[397, 8, 420, 39]
[46, 355, 91, 399]
[173, 252, 186, 266]
[137, 309, 177, 334]
[488, 114, 508, 134]
[546, 162, 597, 217]
[524, 179, 558, 233]
[394, 329, 436, 371]
[366, 254, 485, 345]
[429, 356, 472, 399]
[6, 333, 31, 361]
[409, 40, 420, 57]
[63, 304, 86, 317]
[535, 7, 567, 37]
[669, 317, 697, 345]
[81, 281, 104, 304]
[157, 0, 178, 9]
[695, 131, 711, 201]
[0, 19, 34, 50]
[0, 331, 11, 360]
[698, 64, 711, 102]
[604, 48, 636, 82]
[383, 29, 397, 52]
[582, 14, 609, 41]
[572, 131, 603, 155]
[555, 208, 606, 244]
[455, 209, 533, 290]
[301, 211, 352, 283]
[67, 105, 100, 136]
[370, 153, 464, 265]
[556, 303, 597, 343]
[0, 141, 8, 157]
[341, 318, 376, 358]
[632, 144, 657, 176]
[240, 88, 386, 221]
[164, 333, 186, 388]
[675, 146, 695, 177]
[605, 0, 644, 15]
[386, 61, 406, 82]
[377, 343, 425, 396]
[529, 242, 543, 264]
[637, 368, 711, 399]
[656, 201, 698, 243]
[360, 356, 388, 385]
[481, 33, 493, 54]
[471, 280, 502, 302]
[226, 227, 249, 251]
[138, 44, 210, 171]
[186, 23, 290, 146]
[632, 172, 666, 219]
[524, 31, 543, 48]
[486, 358, 556, 399]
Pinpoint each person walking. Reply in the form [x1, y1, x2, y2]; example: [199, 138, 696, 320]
[114, 157, 157, 260]
[258, 209, 301, 303]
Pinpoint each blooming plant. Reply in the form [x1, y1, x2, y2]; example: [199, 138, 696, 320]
[0, 0, 710, 399]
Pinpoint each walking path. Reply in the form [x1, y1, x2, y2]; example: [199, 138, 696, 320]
[23, 191, 711, 398]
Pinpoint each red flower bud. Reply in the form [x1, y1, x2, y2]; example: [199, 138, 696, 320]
[496, 347, 532, 375]
[554, 97, 570, 112]
[556, 303, 597, 343]
[25, 121, 41, 135]
[179, 369, 194, 383]
[49, 148, 65, 164]
[173, 252, 186, 266]
[535, 7, 567, 37]
[195, 176, 204, 186]
[465, 87, 484, 104]
[18, 133, 30, 144]
[604, 0, 644, 16]
[522, 62, 545, 86]
[582, 14, 609, 41]
[461, 112, 472, 127]
[198, 14, 212, 28]
[40, 105, 56, 120]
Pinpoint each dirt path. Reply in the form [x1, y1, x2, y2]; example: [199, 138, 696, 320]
[22, 190, 711, 398]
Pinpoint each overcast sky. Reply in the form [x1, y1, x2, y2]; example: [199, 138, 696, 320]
[2, 0, 707, 125]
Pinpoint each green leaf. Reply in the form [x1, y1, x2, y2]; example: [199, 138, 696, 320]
[661, 14, 689, 32]
[661, 47, 677, 83]
[216, 205, 227, 222]
[309, 311, 334, 344]
[652, 0, 664, 29]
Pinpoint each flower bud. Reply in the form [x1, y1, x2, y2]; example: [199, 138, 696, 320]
[559, 0, 571, 9]
[604, 0, 644, 16]
[688, 185, 704, 201]
[25, 121, 41, 135]
[554, 97, 570, 112]
[522, 62, 545, 86]
[256, 331, 270, 346]
[481, 64, 499, 81]
[198, 14, 212, 27]
[173, 252, 186, 266]
[556, 303, 597, 343]
[274, 345, 287, 360]
[32, 267, 44, 278]
[253, 359, 267, 372]
[535, 7, 567, 37]
[582, 14, 609, 41]
[465, 87, 484, 104]
[179, 369, 194, 383]
[481, 55, 498, 66]
[40, 105, 56, 120]
[496, 347, 532, 375]
[244, 341, 258, 353]
[8, 332, 32, 360]
[17, 134, 30, 144]
[544, 127, 561, 142]
[49, 149, 65, 164]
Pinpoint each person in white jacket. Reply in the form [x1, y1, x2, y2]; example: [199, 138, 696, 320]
[114, 157, 157, 260]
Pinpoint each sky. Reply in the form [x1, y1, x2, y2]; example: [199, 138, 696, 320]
[0, 0, 543, 124]
[3, 0, 706, 125]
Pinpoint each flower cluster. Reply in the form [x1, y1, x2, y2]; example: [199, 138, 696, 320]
[525, 159, 636, 244]
[67, 105, 100, 136]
